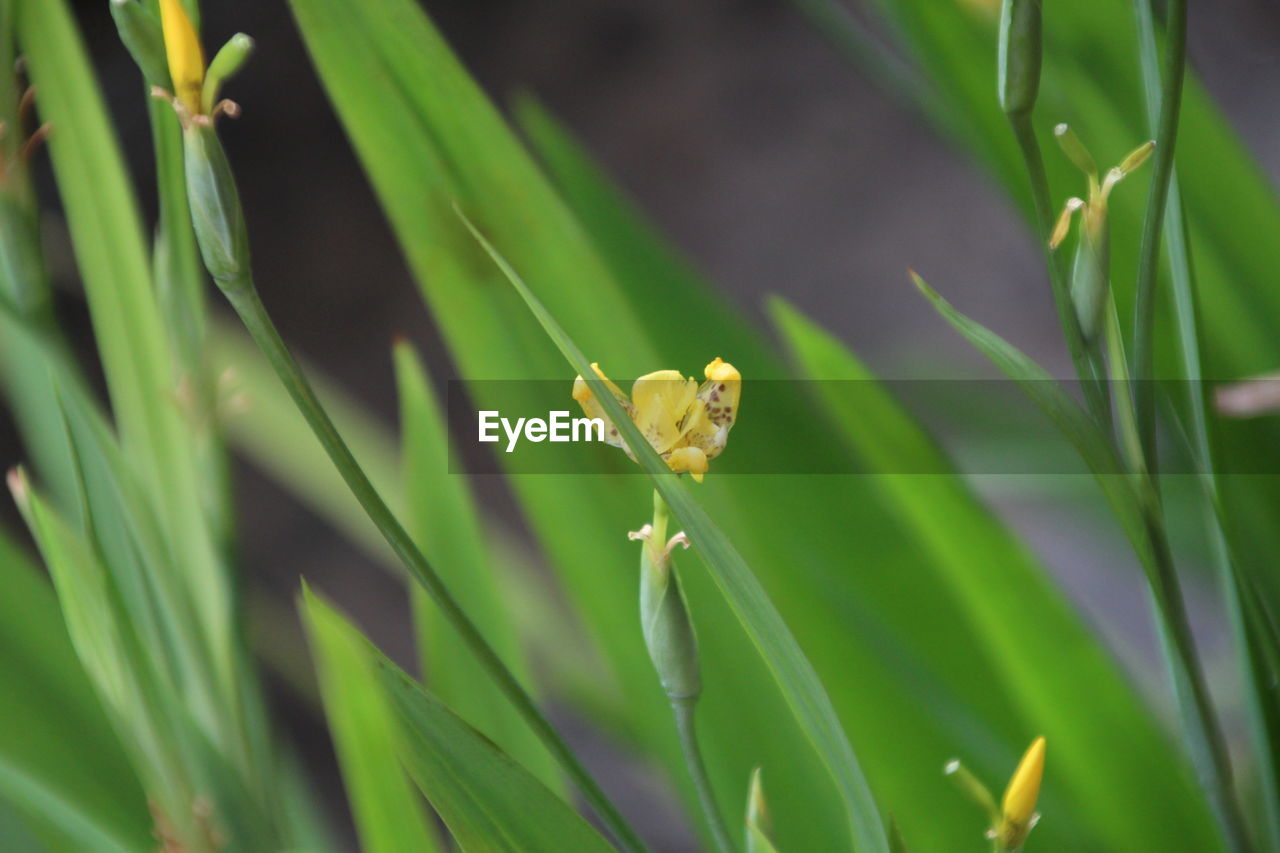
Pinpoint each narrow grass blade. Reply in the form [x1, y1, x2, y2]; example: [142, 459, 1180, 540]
[394, 341, 562, 793]
[0, 531, 151, 852]
[1133, 4, 1280, 845]
[16, 0, 234, 700]
[911, 272, 1145, 541]
[303, 590, 612, 853]
[301, 586, 442, 853]
[462, 212, 889, 853]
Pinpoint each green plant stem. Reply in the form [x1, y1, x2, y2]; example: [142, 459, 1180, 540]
[649, 492, 735, 853]
[1007, 115, 1109, 423]
[1139, 502, 1250, 853]
[1132, 1, 1280, 848]
[218, 280, 647, 853]
[672, 698, 735, 853]
[1105, 302, 1249, 852]
[1131, 0, 1187, 465]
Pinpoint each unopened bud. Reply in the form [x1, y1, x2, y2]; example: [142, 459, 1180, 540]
[182, 125, 249, 287]
[997, 0, 1043, 117]
[997, 737, 1045, 849]
[639, 543, 700, 702]
[1069, 223, 1109, 342]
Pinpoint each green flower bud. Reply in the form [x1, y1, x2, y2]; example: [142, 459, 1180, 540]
[109, 0, 171, 89]
[1070, 223, 1109, 342]
[997, 0, 1043, 117]
[182, 125, 249, 287]
[202, 33, 255, 114]
[639, 542, 700, 702]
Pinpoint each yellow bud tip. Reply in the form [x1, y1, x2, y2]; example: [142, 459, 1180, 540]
[159, 0, 205, 115]
[1002, 736, 1046, 825]
[704, 357, 740, 383]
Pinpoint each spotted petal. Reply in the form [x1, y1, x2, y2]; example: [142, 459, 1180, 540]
[572, 363, 631, 450]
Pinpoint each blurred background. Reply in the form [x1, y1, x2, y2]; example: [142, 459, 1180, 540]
[8, 0, 1280, 848]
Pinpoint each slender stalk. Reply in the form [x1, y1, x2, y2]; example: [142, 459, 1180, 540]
[672, 699, 735, 853]
[1131, 0, 1187, 463]
[649, 492, 734, 853]
[1141, 503, 1251, 852]
[1105, 292, 1250, 851]
[219, 280, 647, 853]
[1132, 1, 1280, 847]
[1007, 116, 1110, 423]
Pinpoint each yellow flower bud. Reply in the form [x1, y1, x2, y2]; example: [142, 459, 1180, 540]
[159, 0, 204, 116]
[997, 736, 1045, 849]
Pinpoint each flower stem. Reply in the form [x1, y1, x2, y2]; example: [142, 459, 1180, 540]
[1007, 114, 1110, 425]
[219, 279, 647, 853]
[672, 697, 735, 853]
[647, 491, 734, 852]
[1131, 0, 1187, 464]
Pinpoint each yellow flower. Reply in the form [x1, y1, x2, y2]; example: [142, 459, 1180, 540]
[573, 358, 741, 483]
[159, 0, 205, 116]
[997, 736, 1045, 849]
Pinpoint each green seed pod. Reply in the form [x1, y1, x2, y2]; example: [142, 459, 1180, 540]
[202, 33, 255, 114]
[182, 124, 250, 287]
[997, 0, 1043, 117]
[639, 546, 700, 703]
[108, 0, 171, 88]
[1070, 224, 1109, 342]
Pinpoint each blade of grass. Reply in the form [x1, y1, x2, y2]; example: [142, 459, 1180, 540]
[16, 0, 235, 713]
[394, 341, 562, 793]
[462, 210, 889, 853]
[303, 589, 614, 853]
[1130, 0, 1187, 463]
[301, 586, 442, 853]
[1133, 3, 1280, 846]
[0, 531, 151, 852]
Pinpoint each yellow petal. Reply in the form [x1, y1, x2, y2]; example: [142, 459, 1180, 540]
[665, 446, 708, 482]
[160, 0, 205, 115]
[572, 363, 630, 450]
[632, 370, 698, 454]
